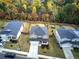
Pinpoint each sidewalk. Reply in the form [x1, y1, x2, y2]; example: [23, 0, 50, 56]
[0, 48, 64, 59]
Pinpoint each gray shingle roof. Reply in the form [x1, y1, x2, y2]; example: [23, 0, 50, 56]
[30, 26, 48, 36]
[58, 29, 78, 39]
[0, 21, 23, 37]
[30, 26, 48, 42]
[72, 41, 79, 45]
[56, 28, 79, 47]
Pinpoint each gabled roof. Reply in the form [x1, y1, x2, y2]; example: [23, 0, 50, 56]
[30, 26, 48, 36]
[73, 29, 79, 37]
[30, 26, 48, 42]
[55, 28, 79, 47]
[58, 28, 78, 39]
[0, 21, 23, 37]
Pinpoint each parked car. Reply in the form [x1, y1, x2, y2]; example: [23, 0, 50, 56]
[4, 52, 16, 58]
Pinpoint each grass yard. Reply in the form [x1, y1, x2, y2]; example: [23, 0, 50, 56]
[4, 42, 18, 50]
[0, 20, 6, 30]
[17, 33, 29, 52]
[54, 25, 61, 30]
[61, 25, 75, 30]
[17, 22, 30, 52]
[72, 51, 79, 59]
[54, 24, 76, 30]
[38, 36, 65, 58]
[71, 25, 79, 29]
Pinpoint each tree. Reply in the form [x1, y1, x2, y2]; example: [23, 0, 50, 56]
[64, 4, 76, 15]
[0, 0, 12, 4]
[32, 0, 41, 7]
[47, 0, 52, 9]
[55, 2, 79, 24]
[65, 0, 74, 3]
[37, 4, 46, 16]
[32, 6, 37, 13]
[26, 6, 32, 14]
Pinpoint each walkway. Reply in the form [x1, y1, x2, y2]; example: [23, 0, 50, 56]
[62, 47, 74, 59]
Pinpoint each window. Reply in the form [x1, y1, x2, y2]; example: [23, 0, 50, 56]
[8, 36, 11, 39]
[0, 38, 2, 42]
[43, 41, 47, 43]
[12, 36, 15, 39]
[0, 36, 1, 38]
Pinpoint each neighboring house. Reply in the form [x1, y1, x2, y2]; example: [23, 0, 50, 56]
[54, 28, 79, 49]
[0, 21, 23, 43]
[29, 25, 48, 46]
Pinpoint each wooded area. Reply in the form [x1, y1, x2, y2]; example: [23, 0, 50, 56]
[0, 0, 79, 24]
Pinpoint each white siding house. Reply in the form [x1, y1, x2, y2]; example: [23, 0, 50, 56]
[29, 25, 48, 46]
[0, 21, 23, 43]
[54, 28, 79, 48]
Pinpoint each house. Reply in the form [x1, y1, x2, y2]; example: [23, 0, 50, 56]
[54, 28, 79, 49]
[0, 21, 23, 43]
[28, 25, 48, 58]
[29, 25, 48, 46]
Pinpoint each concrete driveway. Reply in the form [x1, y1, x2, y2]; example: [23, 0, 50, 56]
[62, 47, 74, 59]
[27, 41, 39, 59]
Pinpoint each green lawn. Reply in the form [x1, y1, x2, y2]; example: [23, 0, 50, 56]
[71, 25, 79, 29]
[72, 51, 79, 59]
[38, 34, 65, 58]
[0, 20, 6, 30]
[17, 22, 30, 52]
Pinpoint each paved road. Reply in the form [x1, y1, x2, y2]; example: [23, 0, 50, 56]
[0, 53, 64, 59]
[0, 53, 27, 59]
